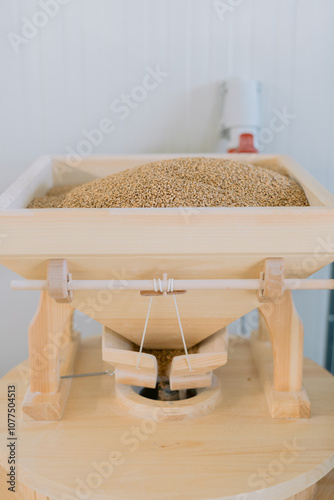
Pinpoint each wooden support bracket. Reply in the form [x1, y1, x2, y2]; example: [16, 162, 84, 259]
[257, 257, 284, 303]
[48, 259, 72, 303]
[103, 327, 228, 392]
[252, 288, 310, 419]
[22, 331, 80, 421]
[251, 331, 310, 419]
[22, 290, 78, 421]
[102, 327, 158, 388]
[169, 328, 228, 390]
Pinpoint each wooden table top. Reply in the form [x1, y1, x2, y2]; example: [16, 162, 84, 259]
[0, 335, 334, 500]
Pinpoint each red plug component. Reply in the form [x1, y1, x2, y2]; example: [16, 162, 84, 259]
[228, 133, 258, 153]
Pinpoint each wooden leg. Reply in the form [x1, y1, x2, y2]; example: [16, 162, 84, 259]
[19, 482, 51, 500]
[285, 482, 316, 500]
[251, 290, 310, 418]
[22, 291, 79, 421]
[260, 290, 303, 392]
[257, 312, 271, 342]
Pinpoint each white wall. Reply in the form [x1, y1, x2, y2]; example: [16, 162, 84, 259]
[1, 0, 334, 376]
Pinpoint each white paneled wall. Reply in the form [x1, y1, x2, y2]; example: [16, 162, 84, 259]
[0, 0, 334, 375]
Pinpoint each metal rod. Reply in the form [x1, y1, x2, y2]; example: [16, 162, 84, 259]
[61, 370, 115, 379]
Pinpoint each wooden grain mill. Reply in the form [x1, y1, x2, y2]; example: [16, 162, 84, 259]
[1, 154, 334, 423]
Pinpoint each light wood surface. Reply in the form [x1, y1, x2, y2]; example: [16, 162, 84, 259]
[1, 463, 333, 500]
[0, 335, 333, 500]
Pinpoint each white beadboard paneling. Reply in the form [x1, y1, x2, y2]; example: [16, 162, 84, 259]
[290, 0, 334, 186]
[81, 0, 112, 122]
[59, 0, 86, 152]
[38, 0, 68, 153]
[232, 0, 253, 79]
[269, 0, 298, 154]
[15, 1, 46, 158]
[249, 0, 277, 143]
[118, 0, 151, 153]
[144, 0, 170, 153]
[164, 0, 190, 153]
[0, 0, 334, 375]
[103, 0, 129, 153]
[0, 1, 28, 167]
[187, 0, 213, 152]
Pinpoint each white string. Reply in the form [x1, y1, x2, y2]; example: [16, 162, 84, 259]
[153, 278, 163, 293]
[167, 278, 174, 292]
[173, 294, 191, 371]
[136, 296, 153, 369]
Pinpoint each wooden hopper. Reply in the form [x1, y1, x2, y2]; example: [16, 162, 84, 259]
[1, 154, 334, 421]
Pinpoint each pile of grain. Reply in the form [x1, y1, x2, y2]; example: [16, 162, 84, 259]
[28, 157, 309, 208]
[27, 185, 77, 208]
[142, 346, 199, 377]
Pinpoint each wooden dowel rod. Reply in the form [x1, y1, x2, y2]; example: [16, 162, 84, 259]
[11, 280, 48, 291]
[284, 279, 334, 290]
[10, 278, 334, 292]
[73, 279, 262, 291]
[10, 279, 261, 291]
[70, 280, 163, 291]
[172, 279, 261, 290]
